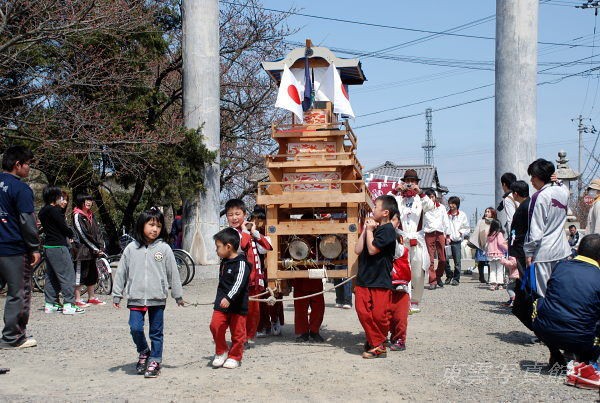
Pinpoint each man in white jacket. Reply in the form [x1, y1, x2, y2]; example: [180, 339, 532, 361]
[523, 159, 571, 297]
[423, 190, 449, 289]
[585, 178, 600, 235]
[390, 169, 434, 313]
[445, 196, 471, 286]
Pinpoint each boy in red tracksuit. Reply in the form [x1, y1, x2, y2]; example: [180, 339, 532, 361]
[354, 195, 398, 359]
[224, 199, 272, 342]
[388, 212, 411, 352]
[293, 278, 325, 342]
[209, 227, 251, 369]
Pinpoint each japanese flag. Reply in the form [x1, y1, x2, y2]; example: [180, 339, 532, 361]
[275, 64, 303, 122]
[319, 63, 355, 118]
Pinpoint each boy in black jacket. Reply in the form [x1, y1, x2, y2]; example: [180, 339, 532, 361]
[210, 227, 251, 369]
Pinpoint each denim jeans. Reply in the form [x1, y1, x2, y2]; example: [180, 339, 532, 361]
[444, 241, 462, 281]
[334, 278, 352, 306]
[128, 306, 165, 362]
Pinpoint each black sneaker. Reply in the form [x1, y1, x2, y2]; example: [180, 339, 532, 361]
[436, 279, 444, 288]
[444, 277, 452, 285]
[136, 351, 149, 375]
[309, 332, 324, 343]
[295, 333, 309, 343]
[144, 361, 161, 378]
[450, 279, 460, 286]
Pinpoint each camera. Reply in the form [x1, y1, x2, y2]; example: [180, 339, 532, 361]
[406, 184, 412, 188]
[245, 222, 253, 231]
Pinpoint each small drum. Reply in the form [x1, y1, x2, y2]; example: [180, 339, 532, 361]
[319, 235, 343, 259]
[288, 238, 311, 260]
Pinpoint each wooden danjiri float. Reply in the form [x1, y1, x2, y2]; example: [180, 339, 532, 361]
[257, 40, 373, 294]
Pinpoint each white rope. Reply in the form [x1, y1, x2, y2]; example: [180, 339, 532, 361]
[182, 275, 356, 307]
[250, 275, 356, 305]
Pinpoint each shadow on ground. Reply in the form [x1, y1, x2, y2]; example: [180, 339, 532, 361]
[250, 328, 365, 356]
[488, 330, 534, 345]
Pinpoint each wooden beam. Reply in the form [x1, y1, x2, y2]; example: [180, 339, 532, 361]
[267, 221, 358, 236]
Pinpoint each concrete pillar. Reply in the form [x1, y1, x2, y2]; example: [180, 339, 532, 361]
[495, 0, 538, 201]
[182, 0, 220, 265]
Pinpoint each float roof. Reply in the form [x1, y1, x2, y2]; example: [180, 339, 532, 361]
[262, 45, 367, 86]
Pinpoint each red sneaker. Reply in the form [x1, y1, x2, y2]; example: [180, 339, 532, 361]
[566, 364, 600, 389]
[86, 298, 106, 306]
[75, 300, 89, 308]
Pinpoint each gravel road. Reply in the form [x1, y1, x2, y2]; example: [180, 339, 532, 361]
[0, 272, 596, 402]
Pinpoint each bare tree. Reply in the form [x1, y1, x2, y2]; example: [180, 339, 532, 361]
[1, 0, 296, 250]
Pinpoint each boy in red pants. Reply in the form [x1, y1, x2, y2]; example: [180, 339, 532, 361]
[388, 212, 411, 351]
[209, 227, 251, 369]
[354, 195, 398, 359]
[224, 199, 272, 342]
[293, 278, 325, 342]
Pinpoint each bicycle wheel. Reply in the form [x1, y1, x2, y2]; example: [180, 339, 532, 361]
[32, 258, 47, 292]
[174, 254, 190, 286]
[97, 271, 113, 295]
[174, 249, 195, 285]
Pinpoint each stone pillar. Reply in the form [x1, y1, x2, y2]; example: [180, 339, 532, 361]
[182, 0, 220, 265]
[495, 0, 538, 201]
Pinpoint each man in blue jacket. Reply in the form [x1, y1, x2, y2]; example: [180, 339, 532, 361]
[0, 146, 40, 349]
[532, 233, 600, 366]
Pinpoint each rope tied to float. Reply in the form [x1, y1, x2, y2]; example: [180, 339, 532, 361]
[181, 275, 356, 307]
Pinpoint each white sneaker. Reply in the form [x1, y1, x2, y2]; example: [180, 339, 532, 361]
[212, 353, 227, 368]
[223, 358, 240, 369]
[342, 304, 352, 309]
[44, 303, 61, 314]
[409, 304, 421, 314]
[62, 303, 85, 315]
[256, 331, 267, 338]
[16, 337, 37, 349]
[334, 303, 342, 308]
[271, 320, 282, 336]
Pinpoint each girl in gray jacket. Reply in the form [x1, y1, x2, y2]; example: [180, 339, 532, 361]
[112, 208, 184, 378]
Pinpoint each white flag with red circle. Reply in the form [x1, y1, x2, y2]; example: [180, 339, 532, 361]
[319, 63, 355, 118]
[275, 64, 303, 122]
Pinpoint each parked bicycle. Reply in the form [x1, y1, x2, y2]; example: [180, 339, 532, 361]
[115, 234, 196, 286]
[33, 252, 115, 296]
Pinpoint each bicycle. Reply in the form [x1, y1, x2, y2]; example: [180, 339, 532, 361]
[31, 252, 47, 292]
[173, 249, 195, 286]
[113, 234, 195, 286]
[78, 254, 114, 296]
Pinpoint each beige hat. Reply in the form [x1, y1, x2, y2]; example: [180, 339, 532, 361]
[588, 178, 600, 191]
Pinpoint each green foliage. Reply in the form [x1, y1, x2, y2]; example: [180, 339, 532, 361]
[146, 127, 217, 206]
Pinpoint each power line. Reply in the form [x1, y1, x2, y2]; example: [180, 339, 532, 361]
[359, 15, 496, 59]
[220, 1, 596, 48]
[357, 83, 494, 117]
[356, 54, 600, 120]
[355, 63, 600, 129]
[355, 95, 495, 129]
[580, 13, 598, 114]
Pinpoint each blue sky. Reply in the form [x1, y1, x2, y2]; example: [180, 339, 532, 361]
[259, 0, 600, 223]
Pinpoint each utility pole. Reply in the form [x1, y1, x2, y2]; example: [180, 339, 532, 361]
[495, 0, 538, 202]
[571, 115, 596, 196]
[576, 1, 600, 15]
[422, 108, 436, 165]
[182, 0, 220, 265]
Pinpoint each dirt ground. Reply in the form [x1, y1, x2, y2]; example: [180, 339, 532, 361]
[0, 271, 597, 402]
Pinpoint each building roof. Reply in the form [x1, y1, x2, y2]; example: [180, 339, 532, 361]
[262, 46, 367, 86]
[364, 161, 449, 194]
